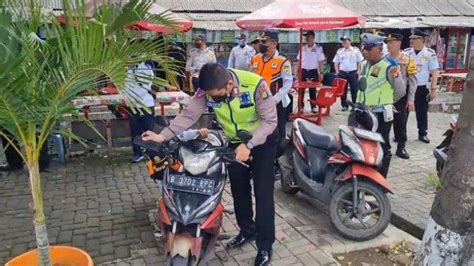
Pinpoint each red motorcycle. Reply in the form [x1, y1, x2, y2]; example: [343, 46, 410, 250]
[135, 120, 251, 265]
[279, 102, 392, 241]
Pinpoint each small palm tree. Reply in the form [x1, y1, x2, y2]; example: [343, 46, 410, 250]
[0, 0, 180, 264]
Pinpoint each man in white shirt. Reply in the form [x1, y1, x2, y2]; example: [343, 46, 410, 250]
[228, 33, 256, 71]
[124, 61, 156, 163]
[296, 30, 326, 113]
[186, 34, 217, 92]
[333, 35, 364, 111]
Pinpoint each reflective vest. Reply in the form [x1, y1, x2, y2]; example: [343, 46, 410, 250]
[357, 58, 394, 107]
[251, 53, 287, 95]
[206, 69, 262, 142]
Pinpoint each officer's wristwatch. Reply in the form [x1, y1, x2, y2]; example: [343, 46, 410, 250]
[246, 142, 254, 150]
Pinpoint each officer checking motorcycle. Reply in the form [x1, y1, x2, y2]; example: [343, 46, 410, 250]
[356, 33, 406, 178]
[142, 63, 278, 266]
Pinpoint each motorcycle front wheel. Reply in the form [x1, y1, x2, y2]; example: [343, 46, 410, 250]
[329, 180, 391, 241]
[166, 255, 197, 266]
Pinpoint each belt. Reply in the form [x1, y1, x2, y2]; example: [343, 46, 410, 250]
[302, 68, 319, 71]
[339, 70, 357, 73]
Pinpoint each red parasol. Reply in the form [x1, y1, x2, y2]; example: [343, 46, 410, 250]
[236, 0, 364, 30]
[127, 3, 192, 33]
[57, 2, 193, 34]
[236, 0, 364, 124]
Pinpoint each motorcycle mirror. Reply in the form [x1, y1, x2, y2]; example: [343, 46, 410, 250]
[237, 130, 253, 143]
[359, 77, 367, 92]
[155, 116, 170, 127]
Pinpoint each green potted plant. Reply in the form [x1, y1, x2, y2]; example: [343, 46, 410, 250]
[0, 0, 179, 265]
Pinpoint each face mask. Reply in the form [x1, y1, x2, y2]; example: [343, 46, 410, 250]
[211, 94, 228, 103]
[259, 45, 268, 54]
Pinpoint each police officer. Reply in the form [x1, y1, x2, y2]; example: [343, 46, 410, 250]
[250, 30, 292, 162]
[357, 33, 406, 178]
[142, 63, 278, 266]
[333, 35, 365, 111]
[386, 33, 418, 159]
[404, 29, 440, 143]
[296, 30, 326, 113]
[228, 33, 256, 71]
[185, 34, 217, 92]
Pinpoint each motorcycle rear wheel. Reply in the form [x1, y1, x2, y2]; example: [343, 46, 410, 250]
[329, 180, 391, 241]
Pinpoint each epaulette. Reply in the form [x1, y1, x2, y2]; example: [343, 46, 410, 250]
[403, 48, 412, 52]
[426, 48, 436, 54]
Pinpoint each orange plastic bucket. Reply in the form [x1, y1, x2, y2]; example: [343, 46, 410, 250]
[6, 245, 93, 266]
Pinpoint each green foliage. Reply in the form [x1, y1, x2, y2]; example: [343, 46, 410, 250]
[0, 0, 180, 162]
[427, 172, 443, 189]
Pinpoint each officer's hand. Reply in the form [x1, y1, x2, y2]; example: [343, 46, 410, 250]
[319, 73, 324, 83]
[198, 128, 209, 138]
[235, 144, 251, 162]
[406, 100, 415, 112]
[429, 90, 438, 101]
[142, 131, 166, 143]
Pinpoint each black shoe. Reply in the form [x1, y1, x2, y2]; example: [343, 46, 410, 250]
[311, 107, 316, 113]
[393, 138, 398, 143]
[418, 135, 430, 144]
[226, 233, 255, 249]
[341, 106, 348, 111]
[396, 148, 410, 159]
[255, 250, 272, 266]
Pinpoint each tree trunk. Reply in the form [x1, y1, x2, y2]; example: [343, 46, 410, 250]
[27, 159, 51, 266]
[415, 63, 474, 265]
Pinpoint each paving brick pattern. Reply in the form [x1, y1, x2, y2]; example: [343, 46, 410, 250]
[0, 103, 444, 265]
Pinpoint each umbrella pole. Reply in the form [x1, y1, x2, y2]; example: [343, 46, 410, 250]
[298, 29, 303, 82]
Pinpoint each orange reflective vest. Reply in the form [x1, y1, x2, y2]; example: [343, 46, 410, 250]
[251, 53, 288, 95]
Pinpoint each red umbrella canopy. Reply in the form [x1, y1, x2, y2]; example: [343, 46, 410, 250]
[236, 0, 364, 30]
[127, 3, 192, 33]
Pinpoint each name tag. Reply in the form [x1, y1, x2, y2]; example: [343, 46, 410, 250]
[207, 101, 221, 108]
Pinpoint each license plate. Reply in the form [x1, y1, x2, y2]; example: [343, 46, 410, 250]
[168, 175, 215, 196]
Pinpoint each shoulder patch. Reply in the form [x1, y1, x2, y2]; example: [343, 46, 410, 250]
[390, 66, 400, 78]
[404, 48, 412, 52]
[427, 48, 436, 54]
[195, 89, 206, 98]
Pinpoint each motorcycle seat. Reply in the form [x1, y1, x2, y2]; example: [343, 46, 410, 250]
[297, 120, 340, 151]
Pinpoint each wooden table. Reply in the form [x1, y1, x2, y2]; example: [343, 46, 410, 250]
[440, 72, 468, 92]
[70, 91, 191, 152]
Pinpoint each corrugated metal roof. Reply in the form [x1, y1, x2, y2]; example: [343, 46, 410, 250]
[421, 16, 474, 27]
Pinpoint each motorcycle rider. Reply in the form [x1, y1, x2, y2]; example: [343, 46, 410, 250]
[357, 33, 406, 178]
[142, 63, 278, 266]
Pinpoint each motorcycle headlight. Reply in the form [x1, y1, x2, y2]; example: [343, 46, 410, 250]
[340, 130, 365, 162]
[180, 147, 217, 176]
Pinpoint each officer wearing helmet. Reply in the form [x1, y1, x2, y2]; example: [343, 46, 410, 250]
[356, 33, 406, 178]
